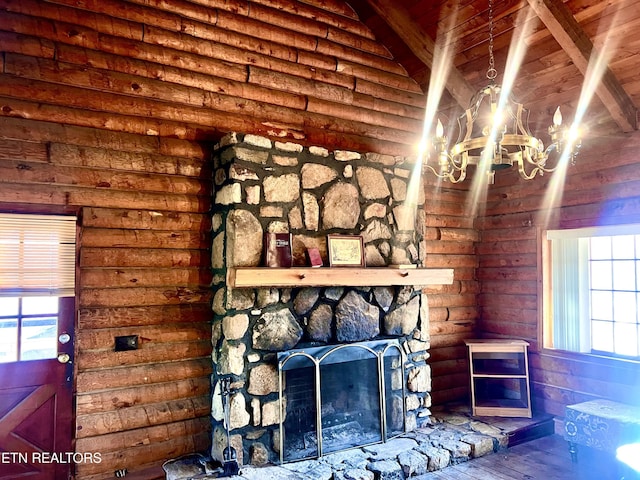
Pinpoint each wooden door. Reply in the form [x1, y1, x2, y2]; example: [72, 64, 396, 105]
[0, 297, 75, 480]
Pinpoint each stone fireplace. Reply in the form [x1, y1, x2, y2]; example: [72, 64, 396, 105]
[210, 133, 432, 466]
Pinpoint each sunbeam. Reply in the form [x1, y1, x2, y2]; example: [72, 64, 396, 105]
[537, 3, 623, 227]
[407, 4, 461, 228]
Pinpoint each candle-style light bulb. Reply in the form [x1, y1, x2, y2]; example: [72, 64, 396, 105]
[553, 106, 563, 126]
[436, 118, 444, 138]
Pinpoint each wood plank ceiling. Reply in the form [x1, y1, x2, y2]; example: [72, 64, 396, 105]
[346, 0, 639, 139]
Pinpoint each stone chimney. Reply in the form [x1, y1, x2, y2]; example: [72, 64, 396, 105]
[210, 133, 432, 465]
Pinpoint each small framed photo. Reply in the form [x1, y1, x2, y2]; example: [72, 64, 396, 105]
[327, 235, 364, 267]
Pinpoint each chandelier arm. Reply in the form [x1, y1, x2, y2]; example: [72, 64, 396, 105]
[422, 163, 442, 177]
[524, 145, 563, 173]
[516, 159, 541, 180]
[423, 162, 467, 184]
[446, 168, 467, 183]
[514, 103, 532, 136]
[449, 154, 468, 171]
[452, 170, 467, 183]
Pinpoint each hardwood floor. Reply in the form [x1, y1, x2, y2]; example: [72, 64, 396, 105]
[415, 434, 633, 480]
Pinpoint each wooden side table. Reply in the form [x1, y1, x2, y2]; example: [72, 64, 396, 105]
[465, 339, 532, 418]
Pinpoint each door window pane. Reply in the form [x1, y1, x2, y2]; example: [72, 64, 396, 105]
[0, 298, 59, 362]
[22, 296, 59, 315]
[0, 297, 19, 316]
[0, 319, 18, 363]
[21, 316, 57, 361]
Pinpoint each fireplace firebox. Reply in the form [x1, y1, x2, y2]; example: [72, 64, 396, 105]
[278, 340, 405, 463]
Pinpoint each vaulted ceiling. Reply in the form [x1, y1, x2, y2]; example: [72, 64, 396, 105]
[346, 0, 639, 139]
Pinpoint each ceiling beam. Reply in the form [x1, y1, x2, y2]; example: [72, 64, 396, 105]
[364, 0, 476, 109]
[526, 0, 637, 132]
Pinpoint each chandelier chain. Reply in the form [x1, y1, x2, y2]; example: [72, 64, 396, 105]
[487, 0, 497, 81]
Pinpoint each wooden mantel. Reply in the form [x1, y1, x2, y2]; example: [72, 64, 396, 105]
[227, 267, 454, 288]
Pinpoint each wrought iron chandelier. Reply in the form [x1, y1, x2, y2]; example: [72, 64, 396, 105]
[424, 0, 581, 184]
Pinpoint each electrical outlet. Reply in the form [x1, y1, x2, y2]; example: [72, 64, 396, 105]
[114, 335, 138, 352]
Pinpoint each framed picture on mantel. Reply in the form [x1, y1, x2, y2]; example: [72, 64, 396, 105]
[327, 235, 364, 267]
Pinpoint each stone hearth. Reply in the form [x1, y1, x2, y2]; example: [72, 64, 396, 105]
[164, 406, 513, 479]
[210, 133, 432, 466]
[235, 416, 505, 480]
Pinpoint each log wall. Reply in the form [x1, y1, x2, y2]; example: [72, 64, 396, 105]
[423, 179, 479, 405]
[0, 116, 214, 479]
[0, 0, 427, 155]
[0, 1, 476, 478]
[477, 134, 640, 416]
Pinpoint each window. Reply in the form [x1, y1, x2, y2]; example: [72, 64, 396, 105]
[0, 297, 60, 362]
[544, 225, 640, 359]
[0, 214, 76, 363]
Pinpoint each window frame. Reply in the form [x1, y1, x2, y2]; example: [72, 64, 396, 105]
[541, 224, 640, 362]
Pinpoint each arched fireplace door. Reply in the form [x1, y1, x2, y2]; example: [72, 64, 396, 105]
[277, 340, 406, 463]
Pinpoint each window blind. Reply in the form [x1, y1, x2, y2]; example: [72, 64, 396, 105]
[0, 214, 77, 297]
[550, 237, 590, 352]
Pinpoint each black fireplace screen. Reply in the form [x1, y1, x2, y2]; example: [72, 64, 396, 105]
[278, 340, 405, 463]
